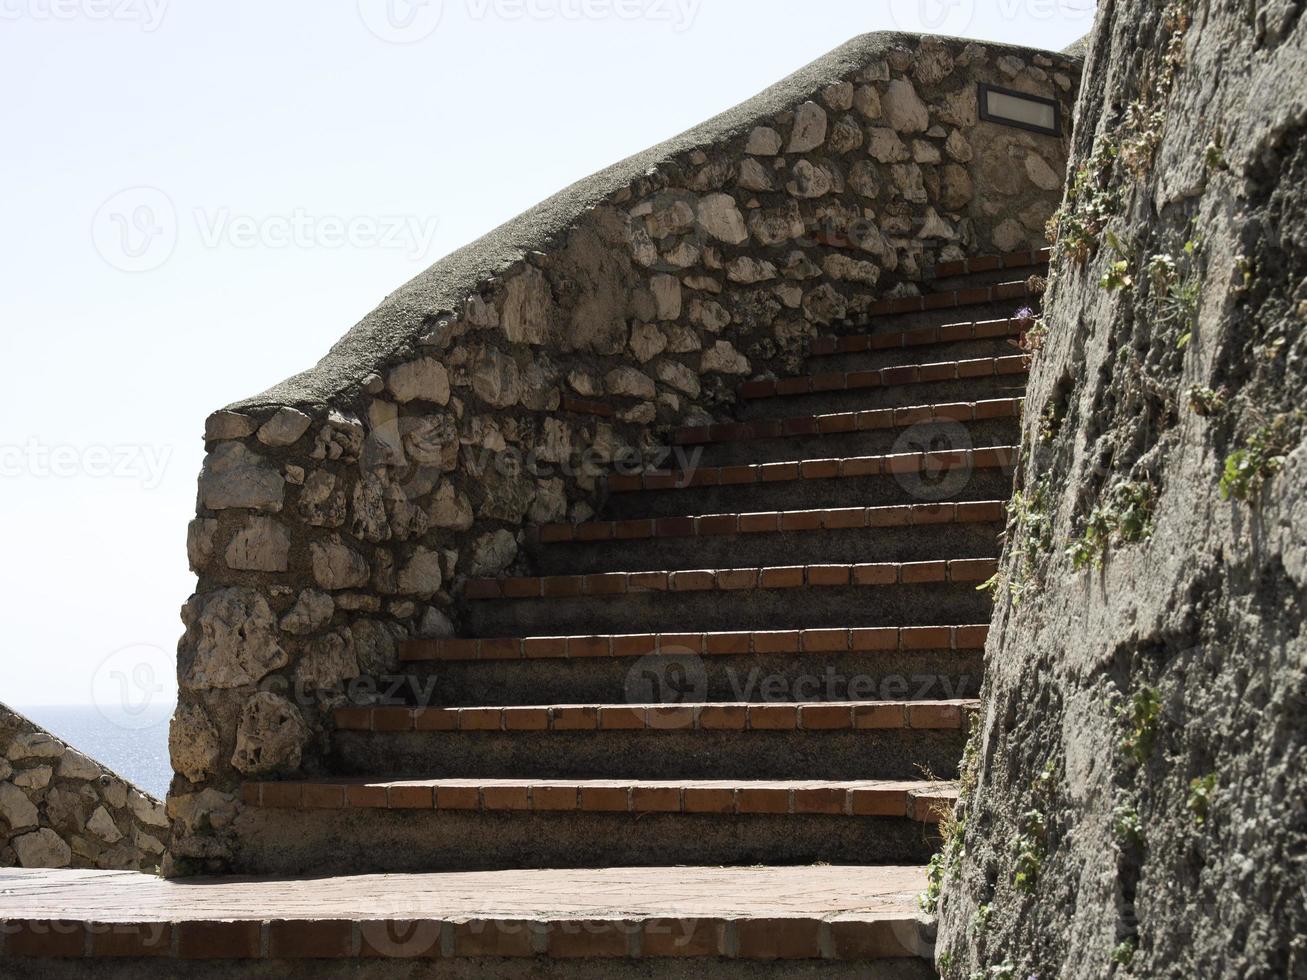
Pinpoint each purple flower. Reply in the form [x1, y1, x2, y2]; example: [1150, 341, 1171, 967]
[1015, 306, 1036, 321]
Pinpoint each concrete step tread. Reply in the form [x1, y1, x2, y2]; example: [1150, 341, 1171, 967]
[809, 315, 1027, 358]
[244, 777, 960, 822]
[334, 700, 979, 733]
[738, 355, 1029, 400]
[863, 278, 1037, 317]
[0, 865, 934, 961]
[464, 558, 998, 600]
[536, 501, 1005, 544]
[668, 397, 1022, 448]
[402, 624, 990, 663]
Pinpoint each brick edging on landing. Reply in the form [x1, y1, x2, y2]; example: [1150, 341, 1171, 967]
[242, 777, 961, 823]
[0, 910, 934, 961]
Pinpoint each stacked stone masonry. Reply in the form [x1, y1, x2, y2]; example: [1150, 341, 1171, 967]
[0, 704, 168, 873]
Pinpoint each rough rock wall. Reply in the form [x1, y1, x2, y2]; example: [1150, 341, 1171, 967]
[935, 2, 1306, 978]
[165, 31, 1081, 875]
[0, 704, 168, 873]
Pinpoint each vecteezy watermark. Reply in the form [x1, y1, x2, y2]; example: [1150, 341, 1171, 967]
[0, 0, 169, 31]
[0, 439, 172, 489]
[358, 0, 700, 43]
[193, 208, 441, 259]
[357, 0, 445, 43]
[260, 673, 440, 709]
[623, 654, 974, 716]
[91, 186, 441, 273]
[886, 0, 1095, 33]
[891, 419, 975, 503]
[464, 0, 700, 31]
[91, 643, 173, 731]
[91, 187, 178, 273]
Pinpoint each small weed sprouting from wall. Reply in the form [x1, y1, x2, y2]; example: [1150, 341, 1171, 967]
[1065, 480, 1156, 571]
[1219, 412, 1300, 503]
[1185, 385, 1228, 417]
[1012, 761, 1057, 895]
[1187, 774, 1217, 825]
[1111, 804, 1144, 850]
[1118, 685, 1162, 766]
[920, 713, 982, 915]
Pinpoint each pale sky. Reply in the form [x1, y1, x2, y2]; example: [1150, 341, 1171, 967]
[0, 0, 1094, 713]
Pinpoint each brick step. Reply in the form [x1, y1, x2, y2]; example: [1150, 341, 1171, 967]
[336, 700, 976, 734]
[862, 278, 1037, 318]
[537, 500, 1005, 545]
[807, 336, 1023, 379]
[804, 319, 1029, 378]
[739, 355, 1029, 402]
[234, 782, 947, 873]
[465, 559, 997, 600]
[670, 397, 1022, 447]
[929, 246, 1050, 280]
[829, 296, 1036, 342]
[404, 624, 988, 663]
[737, 374, 1027, 421]
[601, 452, 1019, 522]
[397, 625, 985, 707]
[245, 777, 956, 823]
[527, 504, 1003, 573]
[0, 865, 937, 972]
[809, 316, 1027, 360]
[687, 418, 1019, 469]
[462, 576, 993, 635]
[331, 706, 970, 781]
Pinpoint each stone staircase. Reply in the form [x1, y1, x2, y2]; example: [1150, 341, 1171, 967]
[0, 249, 1045, 977]
[226, 249, 1045, 967]
[222, 254, 1040, 951]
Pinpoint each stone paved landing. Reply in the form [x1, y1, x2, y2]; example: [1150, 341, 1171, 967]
[0, 866, 932, 963]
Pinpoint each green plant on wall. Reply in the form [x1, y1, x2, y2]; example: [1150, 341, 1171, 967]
[1186, 385, 1228, 416]
[920, 715, 983, 913]
[1188, 774, 1217, 824]
[1067, 480, 1156, 570]
[1047, 140, 1121, 265]
[1112, 803, 1144, 848]
[1119, 685, 1162, 764]
[1220, 414, 1299, 502]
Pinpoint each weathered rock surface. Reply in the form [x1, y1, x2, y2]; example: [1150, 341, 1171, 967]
[936, 7, 1307, 980]
[230, 693, 309, 776]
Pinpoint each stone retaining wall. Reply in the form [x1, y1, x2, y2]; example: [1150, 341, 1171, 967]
[934, 3, 1306, 977]
[0, 704, 168, 873]
[166, 31, 1081, 874]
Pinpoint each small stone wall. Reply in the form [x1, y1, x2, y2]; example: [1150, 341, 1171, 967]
[1, 704, 168, 873]
[167, 31, 1081, 875]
